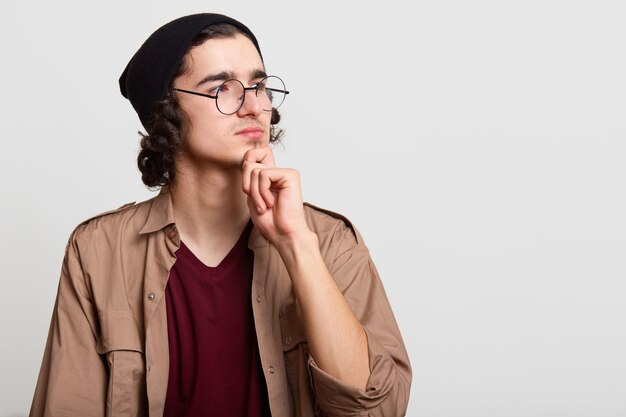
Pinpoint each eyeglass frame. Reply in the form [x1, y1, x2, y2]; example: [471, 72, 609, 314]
[172, 75, 290, 115]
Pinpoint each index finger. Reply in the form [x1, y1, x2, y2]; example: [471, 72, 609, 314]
[242, 146, 276, 169]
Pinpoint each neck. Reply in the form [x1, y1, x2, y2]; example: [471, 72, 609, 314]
[170, 162, 250, 248]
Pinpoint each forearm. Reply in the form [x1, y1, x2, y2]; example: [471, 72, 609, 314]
[275, 231, 370, 390]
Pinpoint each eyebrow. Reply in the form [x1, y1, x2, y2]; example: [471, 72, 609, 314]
[195, 69, 268, 87]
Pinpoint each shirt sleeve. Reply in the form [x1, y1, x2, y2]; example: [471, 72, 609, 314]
[30, 230, 107, 417]
[307, 222, 412, 416]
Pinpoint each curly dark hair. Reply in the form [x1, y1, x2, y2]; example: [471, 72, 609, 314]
[137, 23, 284, 188]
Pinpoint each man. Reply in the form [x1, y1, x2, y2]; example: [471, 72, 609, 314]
[30, 13, 411, 417]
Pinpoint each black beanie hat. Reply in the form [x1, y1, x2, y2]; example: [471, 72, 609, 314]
[119, 13, 262, 130]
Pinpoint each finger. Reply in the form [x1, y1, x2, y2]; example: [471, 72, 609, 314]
[258, 168, 303, 209]
[241, 161, 266, 194]
[255, 167, 300, 190]
[258, 170, 275, 208]
[242, 146, 276, 168]
[249, 167, 267, 213]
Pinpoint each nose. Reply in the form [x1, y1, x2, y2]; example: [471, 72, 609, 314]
[236, 88, 263, 118]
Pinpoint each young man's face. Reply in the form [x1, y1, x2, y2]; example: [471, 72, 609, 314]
[173, 34, 271, 170]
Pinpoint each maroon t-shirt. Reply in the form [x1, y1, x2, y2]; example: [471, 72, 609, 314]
[163, 220, 271, 417]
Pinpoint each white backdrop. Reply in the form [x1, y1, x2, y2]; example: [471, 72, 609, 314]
[1, 1, 625, 416]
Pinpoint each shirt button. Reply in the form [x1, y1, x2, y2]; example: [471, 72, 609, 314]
[147, 292, 155, 301]
[256, 295, 261, 303]
[168, 229, 177, 239]
[269, 366, 275, 374]
[285, 336, 292, 345]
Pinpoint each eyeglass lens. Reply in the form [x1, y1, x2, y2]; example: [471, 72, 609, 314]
[216, 76, 287, 115]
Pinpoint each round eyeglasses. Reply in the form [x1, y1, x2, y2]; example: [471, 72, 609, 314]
[173, 75, 289, 115]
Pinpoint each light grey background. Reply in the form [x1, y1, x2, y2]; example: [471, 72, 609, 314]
[1, 0, 625, 416]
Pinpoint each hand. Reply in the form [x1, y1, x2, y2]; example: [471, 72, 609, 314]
[241, 147, 312, 245]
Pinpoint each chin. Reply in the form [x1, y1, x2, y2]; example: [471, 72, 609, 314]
[247, 139, 268, 148]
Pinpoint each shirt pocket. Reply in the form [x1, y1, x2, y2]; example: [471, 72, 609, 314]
[97, 310, 148, 417]
[280, 302, 317, 415]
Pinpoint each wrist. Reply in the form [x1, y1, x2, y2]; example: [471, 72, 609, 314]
[274, 229, 320, 267]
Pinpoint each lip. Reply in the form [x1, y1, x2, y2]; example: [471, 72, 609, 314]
[235, 126, 264, 140]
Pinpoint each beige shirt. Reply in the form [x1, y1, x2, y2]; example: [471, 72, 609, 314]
[30, 189, 412, 416]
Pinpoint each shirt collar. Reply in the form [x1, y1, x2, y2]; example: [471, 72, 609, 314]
[139, 187, 176, 235]
[138, 187, 267, 249]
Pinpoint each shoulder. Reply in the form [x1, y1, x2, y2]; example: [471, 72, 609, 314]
[68, 196, 156, 245]
[303, 201, 364, 250]
[303, 202, 355, 235]
[76, 201, 138, 226]
[302, 203, 374, 279]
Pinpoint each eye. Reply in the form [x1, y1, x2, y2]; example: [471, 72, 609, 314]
[209, 86, 221, 95]
[209, 83, 230, 95]
[253, 79, 267, 92]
